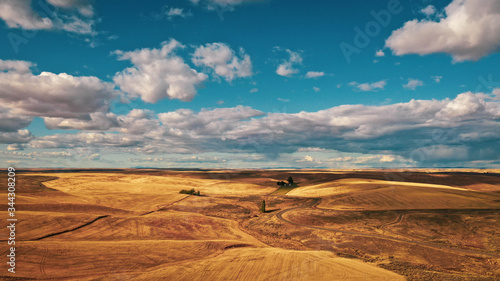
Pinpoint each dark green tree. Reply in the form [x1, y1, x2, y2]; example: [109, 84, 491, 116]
[287, 176, 294, 185]
[260, 200, 266, 213]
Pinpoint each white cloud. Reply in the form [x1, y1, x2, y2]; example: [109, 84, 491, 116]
[0, 106, 33, 132]
[166, 7, 191, 20]
[305, 71, 325, 79]
[0, 60, 33, 73]
[380, 155, 396, 162]
[0, 59, 117, 119]
[0, 0, 96, 34]
[44, 112, 120, 131]
[313, 87, 320, 92]
[0, 129, 33, 144]
[432, 75, 443, 83]
[47, 0, 94, 17]
[276, 49, 302, 77]
[349, 80, 387, 92]
[297, 147, 325, 152]
[435, 92, 487, 119]
[113, 39, 208, 103]
[16, 90, 500, 166]
[59, 14, 95, 34]
[420, 5, 436, 16]
[403, 78, 424, 90]
[29, 132, 143, 149]
[386, 0, 500, 62]
[117, 109, 160, 135]
[192, 43, 252, 82]
[7, 143, 24, 151]
[44, 109, 162, 135]
[0, 0, 53, 30]
[158, 105, 264, 137]
[303, 155, 314, 162]
[191, 0, 263, 11]
[145, 5, 192, 21]
[375, 50, 385, 57]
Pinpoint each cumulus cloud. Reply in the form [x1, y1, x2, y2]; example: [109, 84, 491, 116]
[192, 43, 253, 82]
[117, 109, 160, 135]
[0, 59, 117, 119]
[349, 80, 387, 92]
[113, 39, 208, 103]
[0, 106, 33, 132]
[0, 0, 53, 30]
[18, 90, 500, 166]
[420, 5, 437, 17]
[276, 48, 302, 77]
[0, 60, 33, 73]
[0, 129, 33, 144]
[224, 92, 500, 164]
[44, 109, 163, 135]
[305, 71, 325, 79]
[403, 78, 424, 90]
[386, 0, 500, 62]
[44, 112, 120, 131]
[29, 132, 143, 149]
[158, 105, 264, 137]
[375, 50, 385, 57]
[0, 0, 96, 34]
[435, 92, 487, 120]
[7, 143, 24, 151]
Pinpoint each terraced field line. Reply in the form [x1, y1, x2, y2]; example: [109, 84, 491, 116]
[139, 195, 190, 216]
[33, 215, 109, 240]
[276, 200, 500, 259]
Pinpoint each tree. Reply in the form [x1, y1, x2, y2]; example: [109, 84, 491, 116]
[260, 200, 266, 213]
[196, 190, 200, 196]
[287, 176, 294, 185]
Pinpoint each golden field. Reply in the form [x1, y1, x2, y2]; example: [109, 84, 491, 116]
[1, 169, 500, 280]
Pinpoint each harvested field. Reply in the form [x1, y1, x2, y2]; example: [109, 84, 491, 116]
[1, 169, 499, 280]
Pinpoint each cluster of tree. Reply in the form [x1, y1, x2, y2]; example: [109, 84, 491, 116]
[276, 176, 295, 186]
[179, 188, 201, 196]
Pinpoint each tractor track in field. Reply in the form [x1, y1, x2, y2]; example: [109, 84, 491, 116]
[39, 246, 48, 279]
[276, 199, 500, 259]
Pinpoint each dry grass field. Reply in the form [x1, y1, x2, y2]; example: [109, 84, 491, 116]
[1, 169, 499, 280]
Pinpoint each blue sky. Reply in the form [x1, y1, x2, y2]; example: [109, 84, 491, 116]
[1, 0, 500, 168]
